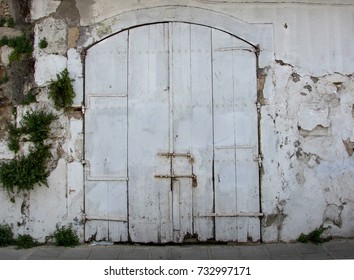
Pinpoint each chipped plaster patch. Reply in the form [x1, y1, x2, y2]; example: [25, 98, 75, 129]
[342, 138, 354, 156]
[298, 104, 330, 131]
[31, 0, 61, 20]
[34, 54, 67, 86]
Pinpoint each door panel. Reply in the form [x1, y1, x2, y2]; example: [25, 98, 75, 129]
[170, 23, 215, 241]
[84, 22, 260, 243]
[128, 24, 172, 243]
[212, 29, 260, 242]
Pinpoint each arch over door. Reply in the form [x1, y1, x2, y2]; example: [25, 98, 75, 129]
[84, 22, 261, 243]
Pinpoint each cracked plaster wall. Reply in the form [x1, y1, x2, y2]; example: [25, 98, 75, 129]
[0, 0, 353, 242]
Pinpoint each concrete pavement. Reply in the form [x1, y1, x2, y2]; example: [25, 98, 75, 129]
[0, 238, 353, 260]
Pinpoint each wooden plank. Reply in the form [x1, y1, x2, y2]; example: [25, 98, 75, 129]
[189, 24, 214, 241]
[170, 22, 193, 242]
[212, 30, 238, 242]
[128, 24, 171, 243]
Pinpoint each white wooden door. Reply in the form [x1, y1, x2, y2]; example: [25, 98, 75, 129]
[84, 23, 260, 243]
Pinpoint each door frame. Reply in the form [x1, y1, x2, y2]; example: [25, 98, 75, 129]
[81, 6, 275, 242]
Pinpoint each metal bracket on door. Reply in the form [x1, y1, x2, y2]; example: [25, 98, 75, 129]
[154, 174, 198, 187]
[198, 212, 264, 218]
[157, 152, 194, 163]
[82, 213, 128, 222]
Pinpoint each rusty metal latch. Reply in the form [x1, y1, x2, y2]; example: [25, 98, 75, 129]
[155, 174, 198, 187]
[157, 152, 194, 163]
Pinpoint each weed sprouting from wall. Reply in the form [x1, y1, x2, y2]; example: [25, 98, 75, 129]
[20, 91, 37, 105]
[0, 110, 57, 196]
[53, 224, 79, 247]
[297, 227, 329, 244]
[0, 34, 33, 64]
[16, 234, 39, 249]
[0, 224, 14, 247]
[38, 37, 48, 49]
[0, 224, 40, 249]
[48, 68, 75, 110]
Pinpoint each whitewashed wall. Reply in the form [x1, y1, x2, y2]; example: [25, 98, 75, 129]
[0, 0, 353, 243]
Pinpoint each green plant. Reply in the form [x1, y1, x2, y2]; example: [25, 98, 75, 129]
[53, 224, 80, 247]
[48, 68, 75, 110]
[0, 110, 57, 194]
[16, 234, 38, 249]
[7, 123, 21, 152]
[0, 34, 33, 64]
[0, 145, 51, 193]
[21, 110, 57, 146]
[0, 35, 8, 46]
[38, 37, 48, 49]
[0, 224, 14, 247]
[21, 91, 37, 105]
[0, 72, 9, 85]
[0, 17, 6, 27]
[297, 227, 327, 244]
[7, 17, 15, 28]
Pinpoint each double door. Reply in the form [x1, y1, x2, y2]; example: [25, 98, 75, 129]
[84, 23, 261, 243]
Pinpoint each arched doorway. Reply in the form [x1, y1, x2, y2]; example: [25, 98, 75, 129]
[84, 22, 261, 243]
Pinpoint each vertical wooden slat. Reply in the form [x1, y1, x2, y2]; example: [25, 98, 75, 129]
[170, 22, 193, 242]
[189, 24, 214, 241]
[212, 30, 238, 241]
[232, 45, 260, 242]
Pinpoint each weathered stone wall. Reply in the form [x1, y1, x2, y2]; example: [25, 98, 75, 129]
[0, 0, 353, 243]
